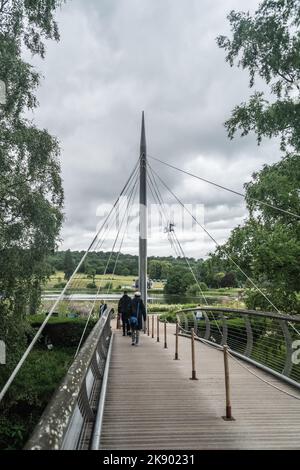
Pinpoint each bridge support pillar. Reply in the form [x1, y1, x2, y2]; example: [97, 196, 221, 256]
[139, 112, 147, 319]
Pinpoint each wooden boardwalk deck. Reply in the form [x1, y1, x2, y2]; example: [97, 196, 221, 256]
[99, 320, 300, 450]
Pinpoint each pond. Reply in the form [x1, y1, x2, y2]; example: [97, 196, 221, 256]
[42, 290, 239, 306]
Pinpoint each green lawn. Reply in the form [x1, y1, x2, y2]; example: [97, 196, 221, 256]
[44, 272, 164, 290]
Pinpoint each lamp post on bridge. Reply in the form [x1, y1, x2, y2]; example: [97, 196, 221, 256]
[139, 111, 147, 316]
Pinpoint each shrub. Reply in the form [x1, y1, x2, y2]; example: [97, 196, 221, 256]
[28, 315, 97, 347]
[0, 347, 74, 450]
[104, 281, 113, 290]
[187, 282, 208, 296]
[86, 282, 97, 289]
[53, 282, 66, 289]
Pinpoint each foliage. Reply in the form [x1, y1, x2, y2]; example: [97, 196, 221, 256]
[49, 251, 202, 279]
[53, 281, 66, 289]
[217, 0, 300, 152]
[27, 313, 96, 326]
[187, 282, 208, 296]
[0, 0, 65, 375]
[0, 346, 74, 450]
[216, 1, 300, 313]
[86, 282, 97, 289]
[220, 272, 237, 288]
[63, 249, 74, 280]
[0, 302, 29, 385]
[149, 260, 172, 279]
[24, 313, 97, 348]
[148, 303, 198, 314]
[164, 268, 194, 295]
[103, 281, 113, 290]
[216, 155, 300, 313]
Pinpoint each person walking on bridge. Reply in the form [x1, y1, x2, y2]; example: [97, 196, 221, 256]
[99, 299, 107, 317]
[130, 291, 146, 346]
[118, 291, 132, 336]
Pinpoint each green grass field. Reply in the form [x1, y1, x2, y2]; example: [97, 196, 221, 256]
[45, 272, 164, 291]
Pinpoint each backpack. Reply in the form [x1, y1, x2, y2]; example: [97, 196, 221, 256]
[130, 301, 140, 328]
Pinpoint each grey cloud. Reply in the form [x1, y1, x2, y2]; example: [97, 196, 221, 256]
[25, 0, 281, 259]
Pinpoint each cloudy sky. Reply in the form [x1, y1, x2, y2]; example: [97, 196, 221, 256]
[27, 0, 281, 259]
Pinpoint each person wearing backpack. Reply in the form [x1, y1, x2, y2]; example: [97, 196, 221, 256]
[130, 291, 146, 346]
[118, 291, 132, 336]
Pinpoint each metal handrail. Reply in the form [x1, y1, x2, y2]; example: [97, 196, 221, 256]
[176, 307, 300, 389]
[25, 308, 112, 450]
[176, 306, 300, 322]
[90, 332, 114, 450]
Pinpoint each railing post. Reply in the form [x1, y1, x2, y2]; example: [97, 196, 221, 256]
[222, 345, 234, 421]
[147, 315, 150, 336]
[152, 315, 154, 339]
[116, 313, 120, 330]
[157, 316, 160, 342]
[174, 321, 179, 360]
[164, 320, 167, 349]
[190, 328, 198, 380]
[279, 319, 293, 377]
[244, 314, 253, 358]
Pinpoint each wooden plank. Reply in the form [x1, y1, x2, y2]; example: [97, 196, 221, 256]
[99, 320, 300, 450]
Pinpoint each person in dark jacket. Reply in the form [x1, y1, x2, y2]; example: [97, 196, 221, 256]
[99, 299, 107, 317]
[118, 291, 132, 336]
[130, 291, 146, 346]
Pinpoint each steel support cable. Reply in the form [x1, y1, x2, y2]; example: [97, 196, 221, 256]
[147, 172, 194, 276]
[147, 172, 223, 337]
[147, 169, 183, 258]
[176, 314, 300, 401]
[148, 154, 300, 220]
[52, 164, 140, 317]
[147, 164, 223, 336]
[146, 175, 191, 298]
[227, 350, 300, 401]
[168, 232, 181, 258]
[147, 172, 222, 335]
[146, 169, 179, 256]
[204, 334, 300, 400]
[74, 173, 139, 357]
[243, 347, 293, 371]
[146, 174, 181, 260]
[72, 162, 140, 301]
[0, 159, 140, 403]
[45, 163, 140, 306]
[149, 164, 300, 338]
[172, 231, 210, 305]
[147, 165, 200, 280]
[180, 310, 299, 371]
[47, 165, 140, 320]
[106, 181, 139, 297]
[92, 163, 140, 254]
[148, 163, 204, 283]
[147, 174, 183, 260]
[74, 179, 138, 357]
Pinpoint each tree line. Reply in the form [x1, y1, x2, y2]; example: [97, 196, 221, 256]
[56, 249, 239, 292]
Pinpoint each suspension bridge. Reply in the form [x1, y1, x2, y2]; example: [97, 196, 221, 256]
[1, 113, 300, 450]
